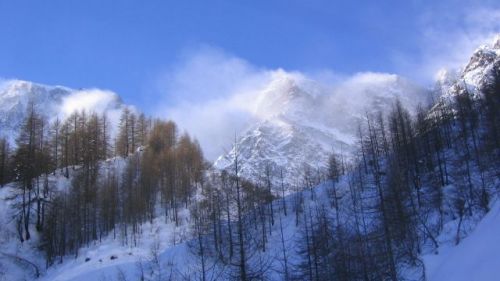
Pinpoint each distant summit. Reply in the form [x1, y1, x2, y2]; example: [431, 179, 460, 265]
[0, 80, 124, 145]
[436, 34, 500, 100]
[214, 71, 427, 186]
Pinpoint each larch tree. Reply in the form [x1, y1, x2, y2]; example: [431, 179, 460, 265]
[0, 138, 9, 186]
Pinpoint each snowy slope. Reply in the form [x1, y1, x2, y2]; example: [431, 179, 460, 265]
[26, 180, 333, 281]
[0, 79, 124, 145]
[0, 174, 72, 281]
[0, 158, 128, 281]
[27, 175, 500, 281]
[214, 71, 428, 186]
[424, 200, 500, 281]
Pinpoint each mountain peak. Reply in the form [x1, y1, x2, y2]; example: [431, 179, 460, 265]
[492, 34, 500, 49]
[0, 79, 125, 145]
[253, 70, 317, 120]
[432, 34, 500, 107]
[215, 70, 428, 185]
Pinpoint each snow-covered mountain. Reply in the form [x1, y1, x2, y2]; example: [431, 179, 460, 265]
[215, 35, 500, 186]
[1, 35, 499, 281]
[436, 35, 500, 99]
[0, 80, 124, 144]
[214, 71, 428, 186]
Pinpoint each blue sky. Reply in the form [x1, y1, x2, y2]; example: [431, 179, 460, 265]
[0, 0, 499, 112]
[1, 0, 500, 159]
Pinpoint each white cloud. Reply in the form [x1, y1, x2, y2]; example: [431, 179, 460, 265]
[154, 47, 276, 160]
[60, 89, 120, 117]
[59, 89, 127, 136]
[156, 46, 272, 104]
[155, 48, 429, 161]
[155, 7, 500, 161]
[397, 6, 500, 82]
[332, 72, 427, 115]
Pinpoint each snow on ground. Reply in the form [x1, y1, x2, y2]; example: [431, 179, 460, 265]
[0, 184, 45, 281]
[40, 215, 192, 281]
[1, 162, 499, 281]
[0, 158, 127, 281]
[424, 200, 500, 281]
[38, 184, 314, 281]
[28, 180, 332, 281]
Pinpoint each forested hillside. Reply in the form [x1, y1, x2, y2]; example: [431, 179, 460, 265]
[0, 41, 499, 281]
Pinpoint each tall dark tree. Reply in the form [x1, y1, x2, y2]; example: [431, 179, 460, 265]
[0, 138, 9, 186]
[12, 101, 49, 240]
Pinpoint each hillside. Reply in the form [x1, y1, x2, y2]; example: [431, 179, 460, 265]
[0, 36, 499, 281]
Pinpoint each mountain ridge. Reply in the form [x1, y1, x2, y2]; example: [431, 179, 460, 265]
[0, 79, 124, 145]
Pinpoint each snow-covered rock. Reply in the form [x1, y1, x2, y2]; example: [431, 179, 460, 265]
[437, 35, 500, 99]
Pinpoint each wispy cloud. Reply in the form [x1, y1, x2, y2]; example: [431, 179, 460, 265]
[154, 47, 275, 160]
[154, 3, 500, 161]
[60, 89, 120, 117]
[155, 46, 272, 104]
[59, 88, 127, 135]
[395, 5, 500, 82]
[155, 48, 427, 160]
